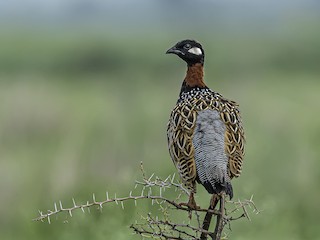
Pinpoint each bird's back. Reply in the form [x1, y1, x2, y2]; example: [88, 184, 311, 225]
[167, 87, 245, 198]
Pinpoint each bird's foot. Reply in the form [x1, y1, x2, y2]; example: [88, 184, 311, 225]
[178, 192, 200, 210]
[179, 201, 200, 210]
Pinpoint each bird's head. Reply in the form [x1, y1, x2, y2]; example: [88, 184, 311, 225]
[166, 39, 204, 66]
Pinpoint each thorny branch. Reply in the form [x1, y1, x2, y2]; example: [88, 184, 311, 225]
[33, 162, 259, 239]
[131, 214, 213, 240]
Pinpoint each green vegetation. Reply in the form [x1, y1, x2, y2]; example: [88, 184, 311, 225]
[0, 27, 320, 240]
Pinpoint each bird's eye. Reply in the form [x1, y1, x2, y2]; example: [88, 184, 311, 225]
[184, 44, 191, 49]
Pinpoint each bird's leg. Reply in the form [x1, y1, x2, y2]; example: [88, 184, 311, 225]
[179, 192, 200, 210]
[188, 192, 200, 210]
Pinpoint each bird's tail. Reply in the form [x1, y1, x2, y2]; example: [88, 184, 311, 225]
[214, 180, 233, 199]
[201, 179, 233, 200]
[225, 181, 233, 199]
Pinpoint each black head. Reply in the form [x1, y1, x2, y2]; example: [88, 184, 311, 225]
[166, 39, 204, 66]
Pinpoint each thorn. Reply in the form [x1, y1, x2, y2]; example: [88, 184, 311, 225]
[92, 193, 96, 203]
[47, 216, 51, 224]
[171, 173, 176, 182]
[81, 206, 85, 213]
[59, 201, 63, 210]
[69, 210, 72, 217]
[54, 203, 57, 212]
[121, 201, 124, 210]
[148, 173, 155, 182]
[72, 198, 76, 208]
[164, 175, 170, 182]
[115, 193, 118, 205]
[106, 191, 109, 201]
[135, 199, 137, 207]
[129, 191, 132, 197]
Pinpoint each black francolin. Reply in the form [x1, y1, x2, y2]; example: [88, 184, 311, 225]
[166, 40, 245, 209]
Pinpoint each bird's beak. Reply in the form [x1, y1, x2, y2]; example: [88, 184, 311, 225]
[166, 46, 181, 55]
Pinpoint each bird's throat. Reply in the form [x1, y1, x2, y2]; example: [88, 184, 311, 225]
[184, 63, 205, 88]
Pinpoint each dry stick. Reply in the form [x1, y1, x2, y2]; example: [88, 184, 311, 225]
[33, 162, 258, 240]
[212, 193, 225, 240]
[131, 225, 184, 240]
[131, 218, 215, 239]
[33, 193, 220, 223]
[200, 194, 220, 240]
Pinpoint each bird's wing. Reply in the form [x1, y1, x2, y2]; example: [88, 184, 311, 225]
[167, 101, 197, 192]
[219, 97, 245, 179]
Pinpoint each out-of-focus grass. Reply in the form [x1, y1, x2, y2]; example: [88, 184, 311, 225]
[0, 29, 320, 240]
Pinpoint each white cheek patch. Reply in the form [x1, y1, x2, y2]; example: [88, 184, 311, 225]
[188, 47, 202, 55]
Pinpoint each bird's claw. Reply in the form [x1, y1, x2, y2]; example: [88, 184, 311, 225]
[179, 201, 200, 210]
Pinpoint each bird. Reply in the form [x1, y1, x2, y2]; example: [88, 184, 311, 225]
[166, 39, 245, 209]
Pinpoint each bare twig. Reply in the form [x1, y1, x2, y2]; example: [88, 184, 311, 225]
[131, 214, 214, 239]
[33, 168, 219, 223]
[33, 193, 215, 223]
[212, 193, 225, 240]
[34, 163, 259, 240]
[200, 194, 219, 240]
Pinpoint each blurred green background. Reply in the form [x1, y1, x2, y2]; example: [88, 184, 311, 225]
[1, 1, 320, 239]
